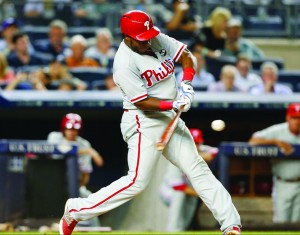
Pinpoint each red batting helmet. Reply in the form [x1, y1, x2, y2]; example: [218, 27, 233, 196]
[287, 103, 300, 117]
[120, 10, 160, 41]
[60, 113, 82, 131]
[189, 128, 204, 144]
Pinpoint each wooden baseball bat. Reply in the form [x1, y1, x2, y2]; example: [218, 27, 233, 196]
[156, 106, 184, 151]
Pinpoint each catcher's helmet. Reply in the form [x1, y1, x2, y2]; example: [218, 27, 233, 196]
[60, 113, 82, 131]
[189, 128, 204, 144]
[120, 10, 160, 41]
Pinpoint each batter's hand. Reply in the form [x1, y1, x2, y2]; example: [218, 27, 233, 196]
[173, 97, 191, 112]
[180, 81, 194, 103]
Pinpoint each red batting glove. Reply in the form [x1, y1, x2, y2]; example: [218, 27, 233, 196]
[172, 184, 187, 191]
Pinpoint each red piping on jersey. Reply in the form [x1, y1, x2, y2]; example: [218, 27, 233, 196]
[131, 93, 148, 103]
[69, 115, 142, 214]
[173, 44, 186, 62]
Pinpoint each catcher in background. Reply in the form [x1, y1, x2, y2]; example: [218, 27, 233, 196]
[160, 128, 218, 231]
[249, 103, 300, 223]
[47, 113, 104, 226]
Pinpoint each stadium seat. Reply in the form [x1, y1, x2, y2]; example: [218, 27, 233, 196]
[69, 67, 110, 89]
[251, 58, 285, 71]
[278, 70, 300, 92]
[205, 56, 236, 79]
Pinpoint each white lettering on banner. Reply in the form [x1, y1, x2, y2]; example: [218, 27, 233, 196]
[234, 147, 250, 156]
[233, 146, 279, 157]
[27, 143, 55, 153]
[9, 143, 26, 152]
[141, 59, 175, 87]
[251, 147, 278, 156]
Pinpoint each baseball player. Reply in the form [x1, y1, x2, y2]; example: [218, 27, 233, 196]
[160, 128, 218, 232]
[249, 103, 300, 223]
[59, 10, 241, 235]
[47, 113, 104, 227]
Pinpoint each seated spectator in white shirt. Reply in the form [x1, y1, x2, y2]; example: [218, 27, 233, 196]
[249, 61, 293, 95]
[234, 54, 263, 92]
[208, 65, 243, 92]
[176, 42, 215, 91]
[85, 28, 116, 68]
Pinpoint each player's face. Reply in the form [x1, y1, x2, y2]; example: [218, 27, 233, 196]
[287, 116, 300, 135]
[64, 129, 79, 141]
[125, 36, 151, 54]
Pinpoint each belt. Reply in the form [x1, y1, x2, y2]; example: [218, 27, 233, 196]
[124, 109, 129, 112]
[276, 176, 300, 183]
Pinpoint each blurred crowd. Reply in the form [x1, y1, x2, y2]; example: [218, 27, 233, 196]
[0, 0, 298, 93]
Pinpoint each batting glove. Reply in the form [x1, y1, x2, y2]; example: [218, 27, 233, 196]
[180, 81, 194, 103]
[173, 97, 191, 112]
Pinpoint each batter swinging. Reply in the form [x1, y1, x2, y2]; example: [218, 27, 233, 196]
[59, 10, 242, 235]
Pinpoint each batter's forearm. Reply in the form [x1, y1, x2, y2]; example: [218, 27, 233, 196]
[177, 49, 197, 71]
[249, 137, 278, 146]
[135, 97, 171, 111]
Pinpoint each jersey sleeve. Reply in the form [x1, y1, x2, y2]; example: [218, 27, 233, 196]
[47, 132, 63, 144]
[113, 69, 148, 103]
[252, 125, 278, 139]
[156, 33, 187, 62]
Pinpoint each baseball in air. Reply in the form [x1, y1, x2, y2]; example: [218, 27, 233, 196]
[211, 120, 226, 131]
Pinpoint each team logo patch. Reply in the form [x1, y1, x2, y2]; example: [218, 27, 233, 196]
[159, 49, 167, 56]
[144, 21, 150, 30]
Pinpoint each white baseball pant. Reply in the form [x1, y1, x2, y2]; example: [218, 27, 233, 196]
[67, 109, 241, 231]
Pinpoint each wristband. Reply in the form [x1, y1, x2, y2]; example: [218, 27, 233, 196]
[182, 67, 195, 81]
[173, 184, 187, 191]
[159, 101, 173, 111]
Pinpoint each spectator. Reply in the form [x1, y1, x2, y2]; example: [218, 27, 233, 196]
[208, 65, 243, 92]
[38, 60, 87, 90]
[222, 18, 265, 59]
[197, 7, 231, 52]
[24, 0, 44, 18]
[85, 28, 116, 68]
[34, 19, 70, 60]
[176, 42, 215, 91]
[47, 113, 104, 227]
[160, 128, 218, 232]
[234, 54, 263, 92]
[249, 103, 300, 223]
[65, 35, 99, 68]
[104, 74, 119, 91]
[0, 18, 19, 55]
[0, 52, 15, 88]
[249, 61, 293, 95]
[6, 32, 49, 70]
[164, 0, 201, 41]
[0, 18, 35, 55]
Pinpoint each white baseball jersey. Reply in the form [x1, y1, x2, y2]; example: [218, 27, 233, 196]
[252, 122, 300, 222]
[252, 122, 300, 179]
[47, 131, 93, 173]
[66, 33, 241, 233]
[113, 33, 186, 109]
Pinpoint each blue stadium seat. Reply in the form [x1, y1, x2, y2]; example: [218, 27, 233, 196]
[278, 70, 300, 92]
[251, 58, 284, 71]
[69, 67, 110, 89]
[205, 56, 236, 79]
